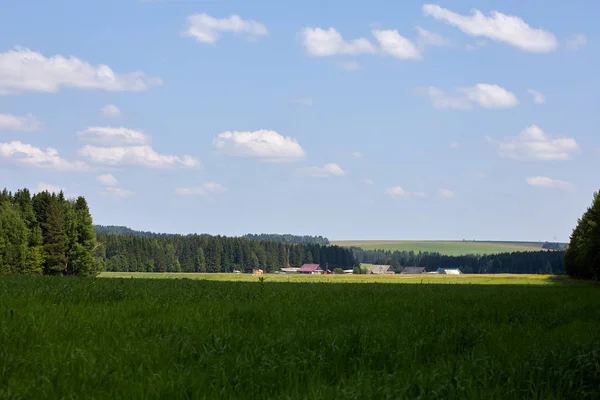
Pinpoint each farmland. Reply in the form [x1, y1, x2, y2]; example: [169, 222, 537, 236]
[332, 240, 547, 255]
[2, 274, 599, 399]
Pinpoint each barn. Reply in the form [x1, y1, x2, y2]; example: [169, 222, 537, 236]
[368, 265, 395, 274]
[298, 264, 324, 274]
[437, 268, 462, 275]
[400, 267, 427, 274]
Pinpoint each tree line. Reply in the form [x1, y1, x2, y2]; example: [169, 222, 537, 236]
[353, 248, 565, 274]
[0, 188, 96, 275]
[94, 226, 331, 246]
[96, 234, 356, 273]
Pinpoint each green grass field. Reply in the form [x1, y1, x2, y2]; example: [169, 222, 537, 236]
[2, 274, 599, 399]
[99, 271, 559, 285]
[332, 240, 546, 255]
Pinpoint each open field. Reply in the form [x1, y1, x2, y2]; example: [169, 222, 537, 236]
[332, 240, 546, 255]
[2, 275, 599, 399]
[99, 271, 561, 285]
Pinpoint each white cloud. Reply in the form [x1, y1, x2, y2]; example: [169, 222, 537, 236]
[183, 14, 268, 44]
[0, 113, 43, 132]
[439, 188, 455, 198]
[288, 97, 313, 106]
[102, 187, 134, 198]
[363, 179, 374, 185]
[527, 89, 545, 105]
[339, 61, 361, 71]
[0, 47, 162, 95]
[213, 129, 306, 162]
[79, 145, 199, 168]
[101, 104, 121, 119]
[489, 125, 579, 160]
[372, 29, 421, 60]
[352, 151, 363, 158]
[302, 163, 346, 177]
[450, 142, 460, 149]
[36, 183, 64, 193]
[526, 176, 572, 190]
[299, 27, 376, 57]
[416, 26, 451, 48]
[175, 182, 228, 196]
[418, 83, 518, 109]
[97, 173, 118, 186]
[564, 34, 587, 51]
[386, 186, 426, 198]
[78, 126, 149, 145]
[0, 141, 87, 171]
[423, 4, 558, 53]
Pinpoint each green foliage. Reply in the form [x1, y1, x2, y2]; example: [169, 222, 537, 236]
[333, 267, 344, 274]
[565, 191, 600, 280]
[0, 188, 97, 276]
[1, 275, 599, 398]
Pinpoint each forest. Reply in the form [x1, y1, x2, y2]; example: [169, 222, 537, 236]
[96, 233, 355, 273]
[354, 248, 566, 274]
[0, 188, 96, 275]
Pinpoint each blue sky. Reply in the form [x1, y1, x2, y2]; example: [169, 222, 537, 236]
[0, 0, 598, 241]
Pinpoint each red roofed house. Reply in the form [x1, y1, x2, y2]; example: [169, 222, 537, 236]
[298, 264, 324, 274]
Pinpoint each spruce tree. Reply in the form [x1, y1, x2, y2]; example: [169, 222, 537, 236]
[565, 190, 600, 280]
[43, 197, 67, 275]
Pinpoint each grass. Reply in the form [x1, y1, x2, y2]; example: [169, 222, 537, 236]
[332, 240, 546, 255]
[99, 271, 560, 285]
[1, 274, 599, 399]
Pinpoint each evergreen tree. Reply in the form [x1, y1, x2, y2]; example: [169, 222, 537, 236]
[565, 190, 600, 280]
[196, 247, 206, 272]
[43, 197, 67, 275]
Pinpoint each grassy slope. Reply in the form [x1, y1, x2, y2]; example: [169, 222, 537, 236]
[332, 240, 545, 255]
[2, 275, 599, 399]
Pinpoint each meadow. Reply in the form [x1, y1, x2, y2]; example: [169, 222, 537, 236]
[1, 274, 599, 399]
[332, 240, 545, 255]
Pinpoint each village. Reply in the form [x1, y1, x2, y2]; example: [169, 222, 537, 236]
[250, 264, 463, 276]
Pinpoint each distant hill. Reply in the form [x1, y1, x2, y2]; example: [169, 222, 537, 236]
[94, 226, 330, 245]
[332, 240, 568, 256]
[94, 225, 176, 238]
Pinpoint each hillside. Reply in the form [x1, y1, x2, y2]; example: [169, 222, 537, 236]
[332, 240, 565, 256]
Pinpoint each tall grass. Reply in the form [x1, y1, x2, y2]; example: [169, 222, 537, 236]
[1, 275, 599, 399]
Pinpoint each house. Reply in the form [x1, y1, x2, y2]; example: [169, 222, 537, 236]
[400, 267, 427, 274]
[367, 265, 395, 275]
[298, 264, 324, 274]
[437, 268, 462, 275]
[280, 267, 299, 274]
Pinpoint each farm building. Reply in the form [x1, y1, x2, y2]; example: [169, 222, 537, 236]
[400, 267, 427, 274]
[368, 265, 395, 274]
[436, 268, 462, 275]
[280, 267, 299, 274]
[343, 269, 354, 274]
[298, 264, 324, 274]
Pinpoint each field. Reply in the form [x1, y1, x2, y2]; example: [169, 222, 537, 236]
[332, 240, 546, 255]
[2, 275, 599, 399]
[99, 271, 559, 285]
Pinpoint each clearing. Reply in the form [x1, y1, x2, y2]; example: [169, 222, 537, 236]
[332, 240, 546, 255]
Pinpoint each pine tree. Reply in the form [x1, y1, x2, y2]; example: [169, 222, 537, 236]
[196, 247, 206, 272]
[43, 197, 67, 275]
[565, 190, 600, 280]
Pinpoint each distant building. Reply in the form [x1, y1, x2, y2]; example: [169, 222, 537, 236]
[280, 267, 299, 274]
[343, 269, 354, 274]
[298, 264, 324, 274]
[437, 268, 462, 275]
[367, 265, 395, 274]
[400, 267, 427, 274]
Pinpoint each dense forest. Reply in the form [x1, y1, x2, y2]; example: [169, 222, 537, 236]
[0, 188, 96, 275]
[94, 226, 330, 245]
[565, 190, 600, 280]
[241, 233, 329, 245]
[354, 248, 566, 274]
[96, 234, 355, 273]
